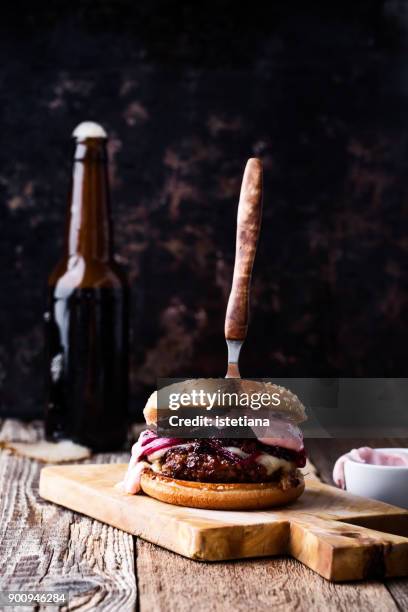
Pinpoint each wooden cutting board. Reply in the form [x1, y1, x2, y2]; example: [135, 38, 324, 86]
[39, 463, 408, 582]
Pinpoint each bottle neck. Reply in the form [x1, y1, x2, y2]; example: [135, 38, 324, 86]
[65, 138, 113, 262]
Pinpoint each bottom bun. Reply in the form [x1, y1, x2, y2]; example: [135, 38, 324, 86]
[140, 471, 305, 510]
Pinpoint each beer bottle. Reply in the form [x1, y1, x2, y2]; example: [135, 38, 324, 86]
[45, 122, 129, 451]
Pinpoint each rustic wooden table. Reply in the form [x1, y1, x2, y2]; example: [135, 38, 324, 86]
[1, 419, 408, 612]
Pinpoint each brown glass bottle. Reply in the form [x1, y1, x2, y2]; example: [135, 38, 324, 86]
[45, 122, 128, 451]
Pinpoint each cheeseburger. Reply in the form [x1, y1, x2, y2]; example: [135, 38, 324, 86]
[123, 379, 307, 510]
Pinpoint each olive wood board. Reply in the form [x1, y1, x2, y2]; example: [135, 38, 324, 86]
[39, 463, 408, 582]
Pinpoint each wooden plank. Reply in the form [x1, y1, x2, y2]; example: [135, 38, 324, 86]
[39, 463, 408, 580]
[136, 540, 399, 612]
[387, 579, 408, 611]
[0, 419, 136, 611]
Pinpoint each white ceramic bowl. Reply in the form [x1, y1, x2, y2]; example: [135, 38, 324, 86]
[344, 448, 408, 508]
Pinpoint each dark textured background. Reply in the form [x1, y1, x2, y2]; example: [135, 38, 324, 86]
[1, 1, 407, 419]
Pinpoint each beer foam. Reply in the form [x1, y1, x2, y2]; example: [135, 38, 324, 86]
[72, 121, 107, 139]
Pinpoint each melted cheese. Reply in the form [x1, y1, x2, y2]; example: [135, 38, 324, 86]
[256, 453, 293, 475]
[225, 446, 250, 459]
[150, 460, 163, 473]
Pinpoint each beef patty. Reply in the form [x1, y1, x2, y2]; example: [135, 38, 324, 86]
[157, 439, 303, 484]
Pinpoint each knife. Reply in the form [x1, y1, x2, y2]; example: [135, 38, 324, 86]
[225, 158, 263, 378]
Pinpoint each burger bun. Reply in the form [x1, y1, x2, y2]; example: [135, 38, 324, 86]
[140, 470, 305, 510]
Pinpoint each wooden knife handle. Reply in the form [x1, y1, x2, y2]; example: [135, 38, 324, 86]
[225, 158, 263, 341]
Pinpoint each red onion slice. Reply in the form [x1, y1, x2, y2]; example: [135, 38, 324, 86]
[140, 437, 182, 459]
[295, 448, 306, 467]
[131, 431, 179, 462]
[140, 432, 158, 447]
